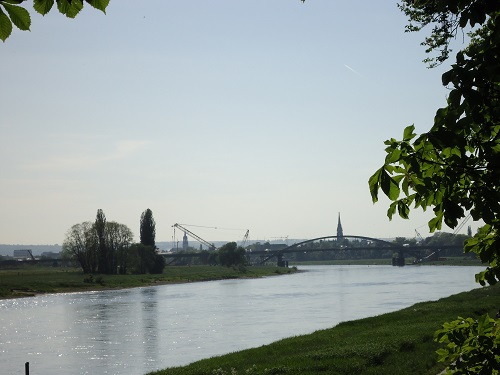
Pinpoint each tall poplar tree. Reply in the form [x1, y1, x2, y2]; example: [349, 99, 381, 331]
[95, 209, 109, 274]
[140, 208, 156, 249]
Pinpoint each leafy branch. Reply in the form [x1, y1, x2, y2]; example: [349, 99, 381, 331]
[0, 0, 110, 41]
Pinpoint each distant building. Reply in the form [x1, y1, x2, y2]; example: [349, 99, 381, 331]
[13, 249, 34, 260]
[40, 252, 61, 259]
[182, 231, 188, 251]
[337, 213, 344, 241]
[267, 244, 287, 251]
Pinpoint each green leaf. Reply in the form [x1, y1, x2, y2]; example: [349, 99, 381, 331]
[387, 201, 397, 219]
[34, 0, 55, 15]
[401, 178, 410, 196]
[442, 69, 454, 85]
[385, 148, 402, 163]
[0, 7, 13, 41]
[57, 0, 83, 18]
[56, 0, 71, 15]
[448, 89, 462, 108]
[434, 107, 448, 126]
[2, 2, 30, 30]
[381, 168, 400, 201]
[428, 213, 443, 232]
[403, 124, 415, 142]
[368, 168, 382, 203]
[397, 200, 410, 219]
[86, 0, 110, 13]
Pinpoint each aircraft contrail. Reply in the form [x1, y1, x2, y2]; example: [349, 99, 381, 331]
[344, 64, 361, 76]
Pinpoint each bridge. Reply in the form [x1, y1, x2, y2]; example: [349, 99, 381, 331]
[162, 234, 464, 267]
[247, 235, 463, 266]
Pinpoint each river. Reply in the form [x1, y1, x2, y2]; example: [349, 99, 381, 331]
[0, 265, 485, 374]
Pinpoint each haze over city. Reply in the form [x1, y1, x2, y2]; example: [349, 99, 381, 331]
[1, 1, 477, 245]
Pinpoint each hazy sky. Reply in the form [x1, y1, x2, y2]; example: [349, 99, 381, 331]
[1, 1, 475, 245]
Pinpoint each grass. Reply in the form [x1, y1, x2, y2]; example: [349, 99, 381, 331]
[146, 282, 500, 375]
[0, 264, 297, 299]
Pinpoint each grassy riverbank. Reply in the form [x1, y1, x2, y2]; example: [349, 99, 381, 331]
[0, 265, 297, 299]
[148, 282, 500, 375]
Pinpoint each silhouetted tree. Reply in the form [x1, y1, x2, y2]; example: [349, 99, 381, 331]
[218, 242, 246, 267]
[127, 243, 165, 274]
[95, 209, 110, 274]
[140, 209, 156, 248]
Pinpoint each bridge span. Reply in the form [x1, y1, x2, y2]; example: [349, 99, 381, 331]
[162, 234, 464, 267]
[252, 235, 463, 266]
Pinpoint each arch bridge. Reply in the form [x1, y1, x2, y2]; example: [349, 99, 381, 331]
[249, 235, 463, 266]
[162, 235, 463, 266]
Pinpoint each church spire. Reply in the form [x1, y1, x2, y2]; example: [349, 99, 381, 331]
[337, 212, 344, 240]
[182, 231, 188, 250]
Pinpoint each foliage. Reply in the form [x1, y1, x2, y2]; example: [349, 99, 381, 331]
[62, 210, 133, 275]
[424, 232, 470, 247]
[368, 1, 500, 286]
[95, 209, 109, 274]
[397, 0, 500, 67]
[127, 243, 165, 275]
[106, 221, 133, 274]
[0, 0, 110, 41]
[368, 0, 500, 373]
[435, 314, 500, 374]
[217, 242, 246, 267]
[140, 208, 156, 249]
[62, 221, 98, 274]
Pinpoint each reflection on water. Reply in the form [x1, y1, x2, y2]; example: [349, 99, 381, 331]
[0, 265, 484, 374]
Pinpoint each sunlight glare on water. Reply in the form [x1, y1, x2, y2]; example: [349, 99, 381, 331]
[0, 265, 484, 374]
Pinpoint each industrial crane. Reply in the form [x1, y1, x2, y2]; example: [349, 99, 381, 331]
[240, 230, 249, 248]
[172, 223, 216, 251]
[415, 229, 424, 243]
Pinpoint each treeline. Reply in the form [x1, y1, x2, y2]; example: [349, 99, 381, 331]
[62, 209, 165, 275]
[165, 242, 247, 267]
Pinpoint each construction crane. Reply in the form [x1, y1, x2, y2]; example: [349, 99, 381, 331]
[415, 229, 424, 243]
[240, 230, 249, 248]
[172, 223, 216, 251]
[453, 213, 471, 235]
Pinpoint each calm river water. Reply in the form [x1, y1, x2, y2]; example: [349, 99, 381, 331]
[0, 265, 485, 374]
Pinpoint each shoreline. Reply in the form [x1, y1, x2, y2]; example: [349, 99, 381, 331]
[1, 260, 481, 300]
[0, 265, 300, 300]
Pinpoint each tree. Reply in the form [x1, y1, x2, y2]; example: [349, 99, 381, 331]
[127, 243, 165, 274]
[140, 208, 156, 249]
[105, 221, 133, 274]
[218, 242, 246, 267]
[0, 0, 110, 42]
[62, 221, 98, 274]
[62, 216, 133, 275]
[95, 209, 109, 274]
[368, 1, 500, 373]
[369, 0, 500, 285]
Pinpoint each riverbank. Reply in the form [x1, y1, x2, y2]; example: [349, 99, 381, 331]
[147, 282, 500, 375]
[0, 265, 298, 299]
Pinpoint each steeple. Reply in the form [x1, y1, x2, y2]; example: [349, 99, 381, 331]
[337, 212, 344, 240]
[182, 231, 188, 250]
